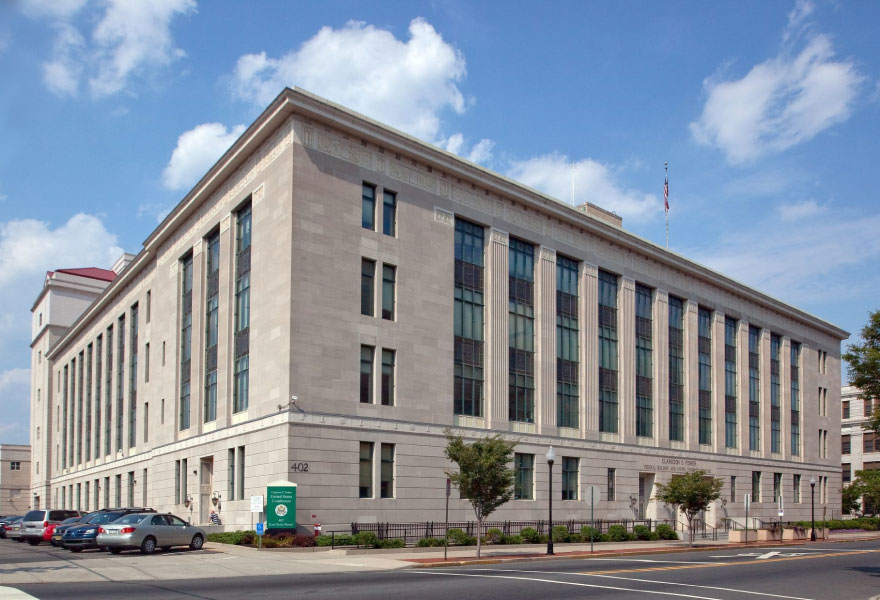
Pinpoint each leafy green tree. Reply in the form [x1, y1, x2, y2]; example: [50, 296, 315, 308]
[843, 310, 880, 434]
[444, 430, 516, 558]
[842, 482, 862, 515]
[851, 470, 880, 516]
[653, 470, 723, 546]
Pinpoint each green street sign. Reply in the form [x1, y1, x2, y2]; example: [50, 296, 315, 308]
[266, 481, 297, 530]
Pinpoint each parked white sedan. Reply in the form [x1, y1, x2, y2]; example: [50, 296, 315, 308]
[96, 513, 206, 554]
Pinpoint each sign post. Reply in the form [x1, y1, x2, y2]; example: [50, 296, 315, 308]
[256, 521, 264, 550]
[744, 493, 751, 545]
[444, 477, 450, 561]
[266, 481, 297, 532]
[250, 495, 263, 534]
[584, 485, 600, 554]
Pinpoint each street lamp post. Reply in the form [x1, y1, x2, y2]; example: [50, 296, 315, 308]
[810, 475, 817, 542]
[546, 446, 556, 555]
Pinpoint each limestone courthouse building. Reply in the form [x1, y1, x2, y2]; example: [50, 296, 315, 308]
[29, 88, 848, 531]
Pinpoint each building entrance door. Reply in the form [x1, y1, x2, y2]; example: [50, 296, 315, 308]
[199, 457, 213, 524]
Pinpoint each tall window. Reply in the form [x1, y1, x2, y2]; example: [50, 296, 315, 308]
[773, 472, 782, 503]
[382, 264, 395, 320]
[751, 471, 761, 502]
[793, 474, 801, 503]
[228, 448, 235, 501]
[749, 326, 761, 450]
[382, 190, 396, 236]
[362, 183, 375, 230]
[790, 342, 801, 455]
[236, 446, 245, 499]
[607, 467, 616, 501]
[635, 284, 653, 437]
[181, 459, 187, 505]
[204, 232, 220, 423]
[95, 334, 102, 458]
[116, 314, 125, 451]
[381, 349, 395, 406]
[179, 255, 193, 430]
[698, 308, 712, 445]
[770, 333, 781, 453]
[724, 318, 737, 448]
[360, 345, 374, 404]
[557, 256, 579, 429]
[562, 457, 578, 500]
[85, 344, 92, 461]
[129, 303, 138, 448]
[361, 259, 375, 316]
[454, 219, 484, 417]
[842, 401, 850, 419]
[104, 326, 113, 456]
[598, 270, 619, 433]
[76, 355, 82, 464]
[509, 239, 535, 423]
[380, 443, 394, 498]
[842, 434, 851, 454]
[62, 365, 68, 468]
[514, 453, 534, 499]
[359, 442, 373, 498]
[234, 202, 251, 413]
[668, 296, 685, 441]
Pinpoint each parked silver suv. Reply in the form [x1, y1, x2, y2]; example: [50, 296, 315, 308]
[20, 509, 82, 545]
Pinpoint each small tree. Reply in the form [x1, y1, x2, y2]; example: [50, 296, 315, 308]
[842, 483, 862, 515]
[842, 310, 880, 434]
[653, 470, 723, 546]
[444, 430, 516, 558]
[852, 470, 880, 516]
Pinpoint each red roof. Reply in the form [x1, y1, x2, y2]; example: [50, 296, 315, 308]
[53, 268, 117, 282]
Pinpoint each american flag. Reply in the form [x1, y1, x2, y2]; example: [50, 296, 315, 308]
[664, 175, 669, 211]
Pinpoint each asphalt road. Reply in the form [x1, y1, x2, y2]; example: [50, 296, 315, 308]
[4, 540, 880, 600]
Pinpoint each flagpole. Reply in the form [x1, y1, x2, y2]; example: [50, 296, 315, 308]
[664, 162, 669, 249]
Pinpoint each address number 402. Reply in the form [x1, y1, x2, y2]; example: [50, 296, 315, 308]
[290, 462, 309, 472]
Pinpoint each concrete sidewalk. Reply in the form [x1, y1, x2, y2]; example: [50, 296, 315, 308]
[0, 530, 878, 585]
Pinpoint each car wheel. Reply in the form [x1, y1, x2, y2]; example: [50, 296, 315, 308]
[109, 547, 122, 554]
[70, 547, 82, 553]
[190, 534, 204, 550]
[140, 536, 156, 555]
[27, 539, 40, 546]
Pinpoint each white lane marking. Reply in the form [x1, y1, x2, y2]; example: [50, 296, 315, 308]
[0, 588, 40, 600]
[407, 570, 724, 599]
[470, 569, 816, 600]
[584, 558, 723, 565]
[709, 552, 811, 559]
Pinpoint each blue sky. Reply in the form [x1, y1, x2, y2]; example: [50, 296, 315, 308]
[1, 0, 878, 444]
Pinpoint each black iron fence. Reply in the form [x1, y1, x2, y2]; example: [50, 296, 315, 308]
[350, 519, 676, 545]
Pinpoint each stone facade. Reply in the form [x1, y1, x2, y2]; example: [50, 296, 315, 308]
[841, 385, 878, 512]
[30, 89, 848, 531]
[0, 445, 31, 514]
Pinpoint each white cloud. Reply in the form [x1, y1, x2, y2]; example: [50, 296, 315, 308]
[506, 153, 659, 222]
[162, 122, 246, 191]
[27, 0, 195, 98]
[777, 199, 824, 221]
[441, 133, 494, 165]
[232, 18, 467, 142]
[0, 368, 31, 444]
[690, 3, 863, 164]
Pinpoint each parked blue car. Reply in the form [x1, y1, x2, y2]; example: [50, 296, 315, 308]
[62, 508, 155, 552]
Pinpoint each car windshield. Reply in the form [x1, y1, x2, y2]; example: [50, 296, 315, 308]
[114, 514, 148, 525]
[92, 512, 125, 524]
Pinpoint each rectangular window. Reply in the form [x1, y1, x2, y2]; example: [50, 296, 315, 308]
[561, 456, 578, 500]
[10, 461, 21, 471]
[698, 307, 712, 445]
[179, 254, 193, 430]
[146, 290, 151, 323]
[127, 471, 135, 507]
[382, 264, 395, 320]
[793, 474, 801, 503]
[204, 231, 220, 423]
[382, 190, 396, 236]
[76, 483, 81, 510]
[76, 354, 82, 465]
[724, 318, 737, 448]
[360, 345, 374, 404]
[790, 341, 800, 455]
[115, 473, 122, 507]
[103, 476, 109, 508]
[62, 365, 68, 468]
[143, 402, 149, 443]
[454, 218, 485, 418]
[362, 183, 376, 230]
[361, 258, 375, 316]
[509, 239, 535, 423]
[129, 304, 138, 448]
[598, 270, 619, 433]
[770, 334, 781, 453]
[359, 442, 373, 498]
[607, 467, 616, 501]
[233, 202, 251, 414]
[866, 399, 874, 417]
[842, 401, 850, 419]
[773, 472, 782, 503]
[181, 458, 188, 504]
[116, 314, 125, 451]
[514, 453, 534, 500]
[237, 446, 245, 500]
[85, 344, 92, 462]
[228, 448, 235, 502]
[752, 471, 761, 503]
[144, 342, 150, 383]
[175, 460, 181, 503]
[380, 443, 394, 498]
[730, 475, 736, 503]
[556, 256, 579, 428]
[749, 326, 761, 451]
[84, 481, 89, 511]
[635, 284, 653, 437]
[842, 464, 851, 484]
[381, 349, 395, 406]
[842, 434, 851, 454]
[668, 297, 684, 441]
